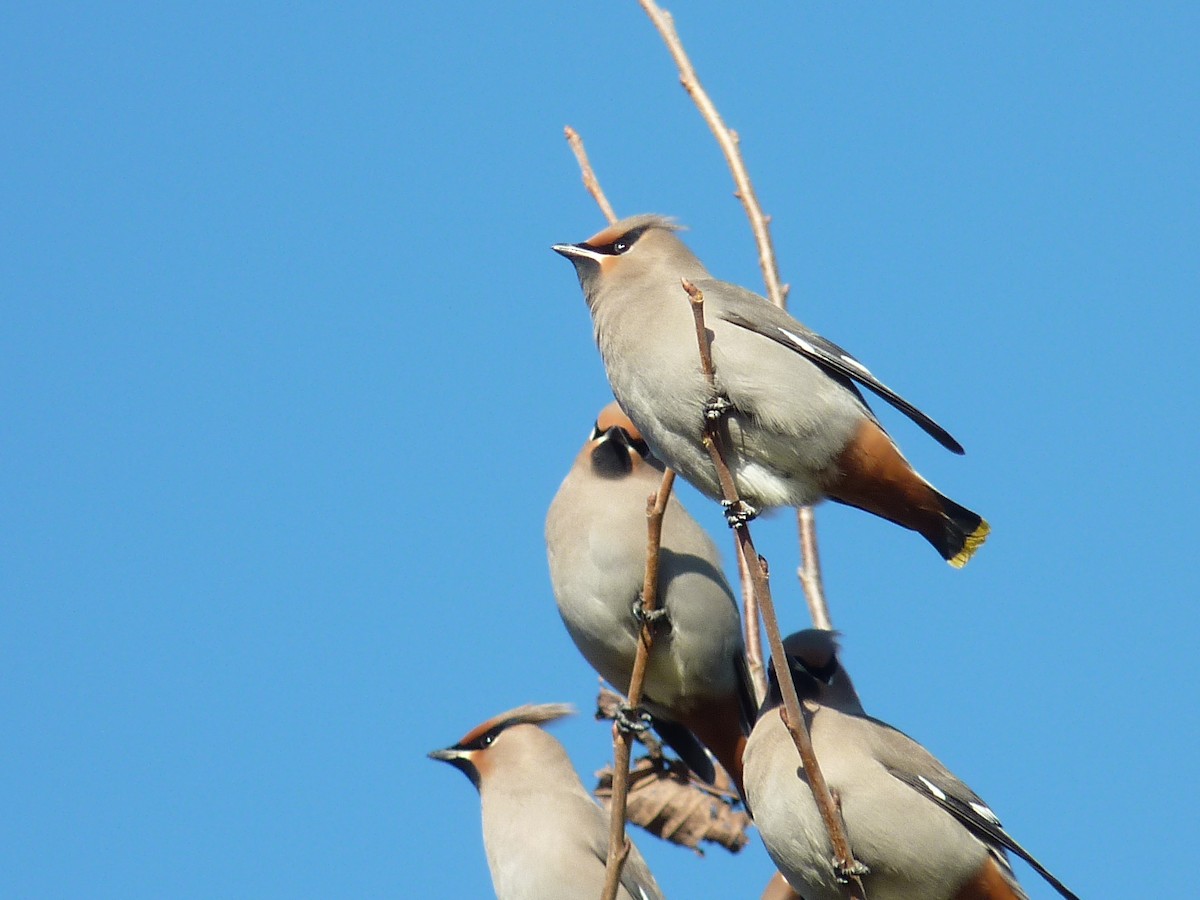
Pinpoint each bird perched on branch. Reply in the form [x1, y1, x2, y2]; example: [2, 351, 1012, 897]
[553, 215, 988, 566]
[429, 702, 665, 900]
[546, 402, 755, 794]
[742, 630, 1079, 900]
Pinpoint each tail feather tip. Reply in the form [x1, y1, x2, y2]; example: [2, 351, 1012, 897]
[947, 518, 990, 568]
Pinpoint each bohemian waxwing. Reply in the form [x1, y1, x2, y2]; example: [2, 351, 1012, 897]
[553, 216, 989, 566]
[545, 403, 755, 792]
[742, 631, 1079, 900]
[429, 702, 665, 900]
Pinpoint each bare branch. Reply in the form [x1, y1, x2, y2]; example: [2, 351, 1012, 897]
[797, 507, 831, 630]
[636, 0, 785, 307]
[736, 540, 768, 705]
[601, 468, 676, 900]
[564, 126, 618, 226]
[634, 0, 832, 632]
[684, 281, 867, 899]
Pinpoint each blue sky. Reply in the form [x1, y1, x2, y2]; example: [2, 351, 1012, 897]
[3, 3, 1197, 897]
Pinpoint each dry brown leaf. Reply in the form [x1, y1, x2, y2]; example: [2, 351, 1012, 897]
[594, 755, 751, 854]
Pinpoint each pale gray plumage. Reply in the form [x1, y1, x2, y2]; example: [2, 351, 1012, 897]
[553, 215, 989, 567]
[742, 631, 1078, 900]
[545, 403, 752, 789]
[429, 703, 664, 900]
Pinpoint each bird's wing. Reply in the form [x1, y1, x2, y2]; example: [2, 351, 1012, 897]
[583, 797, 664, 900]
[708, 283, 965, 455]
[733, 650, 758, 737]
[868, 720, 1079, 900]
[650, 715, 716, 785]
[618, 848, 666, 900]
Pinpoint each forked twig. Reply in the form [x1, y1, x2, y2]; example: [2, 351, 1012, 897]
[683, 281, 866, 899]
[600, 468, 677, 900]
[635, 0, 830, 631]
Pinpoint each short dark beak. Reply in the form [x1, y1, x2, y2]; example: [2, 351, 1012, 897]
[600, 425, 630, 448]
[554, 242, 603, 288]
[552, 242, 606, 264]
[428, 746, 481, 788]
[552, 243, 584, 259]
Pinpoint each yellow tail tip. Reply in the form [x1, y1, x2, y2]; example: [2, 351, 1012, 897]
[948, 519, 990, 568]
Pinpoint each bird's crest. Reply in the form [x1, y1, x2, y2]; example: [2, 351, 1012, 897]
[453, 702, 575, 748]
[583, 214, 680, 249]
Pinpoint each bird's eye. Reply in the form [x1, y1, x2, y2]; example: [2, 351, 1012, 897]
[584, 226, 648, 256]
[459, 726, 505, 752]
[610, 226, 648, 255]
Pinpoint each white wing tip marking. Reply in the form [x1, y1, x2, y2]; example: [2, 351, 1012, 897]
[778, 327, 816, 355]
[839, 353, 871, 374]
[918, 775, 948, 801]
[778, 327, 873, 376]
[969, 801, 1001, 825]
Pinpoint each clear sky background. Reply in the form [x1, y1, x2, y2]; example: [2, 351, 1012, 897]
[4, 3, 1197, 897]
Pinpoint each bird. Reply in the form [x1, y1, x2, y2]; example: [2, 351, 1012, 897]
[546, 402, 756, 793]
[742, 630, 1079, 900]
[552, 215, 989, 566]
[428, 702, 665, 900]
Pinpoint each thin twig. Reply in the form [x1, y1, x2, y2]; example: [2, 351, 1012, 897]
[796, 515, 828, 627]
[635, 0, 832, 633]
[600, 468, 677, 900]
[565, 126, 619, 226]
[636, 0, 786, 307]
[684, 281, 866, 899]
[737, 541, 768, 705]
[797, 507, 831, 630]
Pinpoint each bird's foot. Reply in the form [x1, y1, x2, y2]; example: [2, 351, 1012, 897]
[703, 394, 734, 421]
[631, 597, 671, 632]
[615, 705, 652, 736]
[833, 857, 871, 882]
[721, 498, 759, 528]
